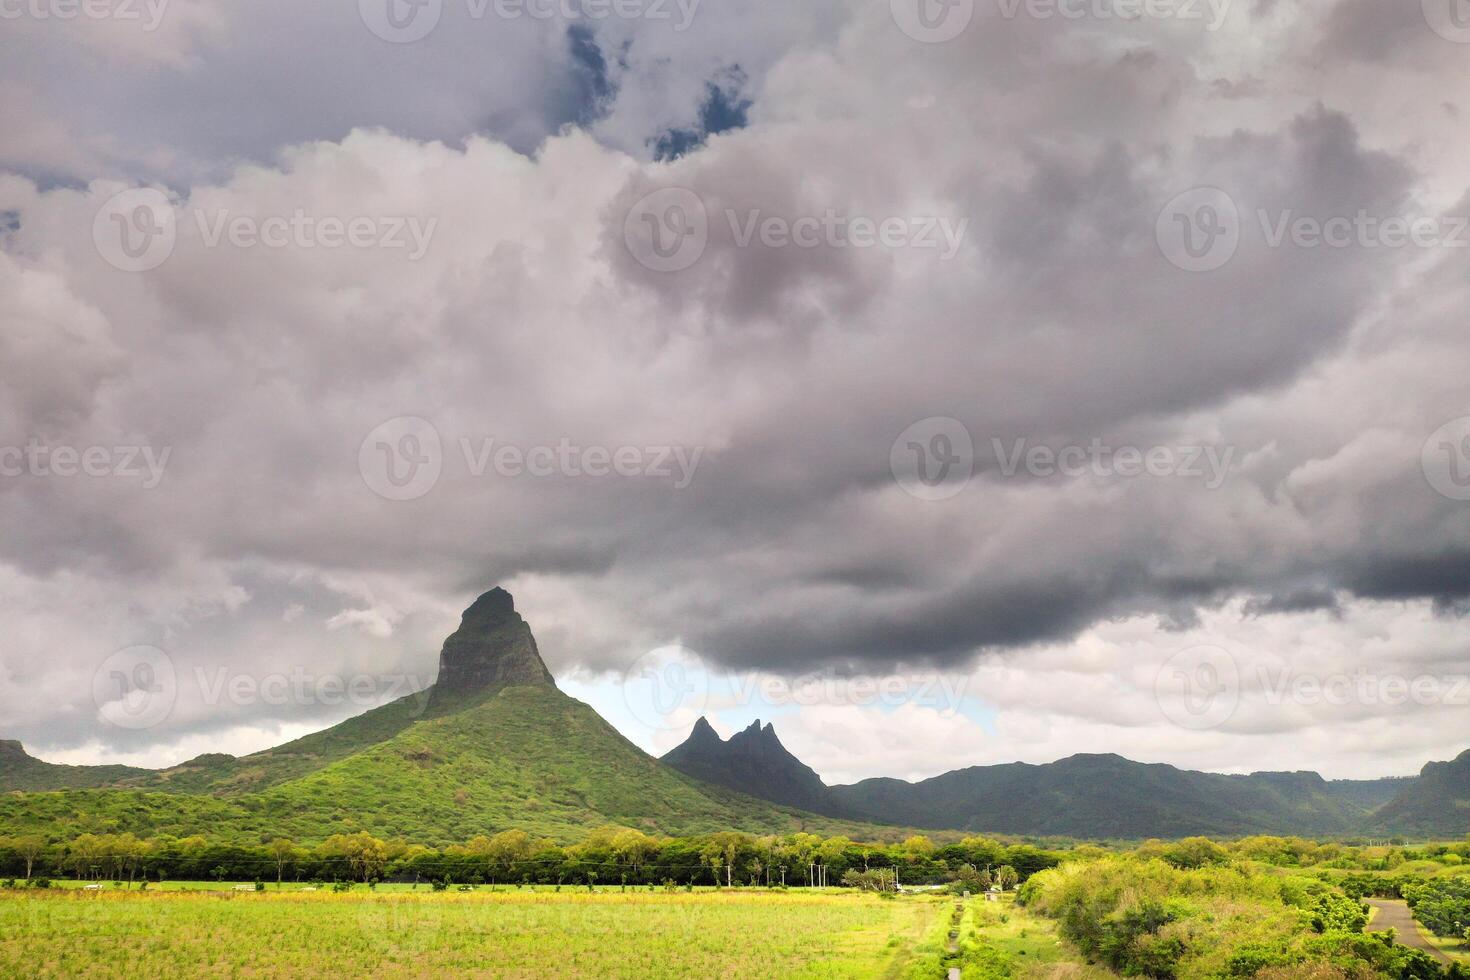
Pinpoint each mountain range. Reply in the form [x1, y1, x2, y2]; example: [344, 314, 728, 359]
[2, 587, 1465, 842]
[660, 716, 1468, 839]
[0, 590, 873, 845]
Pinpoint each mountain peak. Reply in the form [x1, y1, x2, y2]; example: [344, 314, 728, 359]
[688, 716, 721, 743]
[662, 716, 828, 811]
[430, 588, 555, 705]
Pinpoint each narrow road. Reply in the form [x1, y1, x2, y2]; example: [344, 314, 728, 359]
[1365, 899, 1453, 965]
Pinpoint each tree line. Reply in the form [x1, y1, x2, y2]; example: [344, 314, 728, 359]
[0, 827, 1061, 888]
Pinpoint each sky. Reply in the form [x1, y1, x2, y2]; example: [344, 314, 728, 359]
[1, 0, 1469, 784]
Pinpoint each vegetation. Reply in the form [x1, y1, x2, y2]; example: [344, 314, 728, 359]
[0, 887, 935, 978]
[0, 827, 1063, 890]
[1018, 839, 1470, 978]
[0, 688, 894, 845]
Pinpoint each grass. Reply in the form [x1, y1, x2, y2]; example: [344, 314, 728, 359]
[0, 887, 941, 978]
[897, 893, 1098, 979]
[0, 688, 888, 845]
[955, 895, 1106, 978]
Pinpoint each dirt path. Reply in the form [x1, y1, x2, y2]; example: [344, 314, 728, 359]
[1366, 899, 1453, 965]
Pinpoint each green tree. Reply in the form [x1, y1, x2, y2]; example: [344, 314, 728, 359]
[267, 838, 298, 886]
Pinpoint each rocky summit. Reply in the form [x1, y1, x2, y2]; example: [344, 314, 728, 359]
[430, 587, 556, 705]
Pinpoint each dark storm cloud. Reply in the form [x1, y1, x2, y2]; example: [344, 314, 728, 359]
[1, 0, 1469, 766]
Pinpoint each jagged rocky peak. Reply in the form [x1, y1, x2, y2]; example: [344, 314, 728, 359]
[687, 716, 722, 745]
[431, 588, 555, 702]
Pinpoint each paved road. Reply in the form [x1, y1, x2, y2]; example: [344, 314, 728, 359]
[1366, 899, 1453, 965]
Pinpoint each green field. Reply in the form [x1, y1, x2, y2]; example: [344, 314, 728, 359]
[0, 888, 945, 979]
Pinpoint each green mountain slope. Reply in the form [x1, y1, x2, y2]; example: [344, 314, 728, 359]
[1370, 750, 1470, 837]
[824, 754, 1374, 839]
[0, 687, 871, 845]
[0, 739, 149, 791]
[0, 589, 885, 845]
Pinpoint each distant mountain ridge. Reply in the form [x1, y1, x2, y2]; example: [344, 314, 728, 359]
[661, 722, 1463, 839]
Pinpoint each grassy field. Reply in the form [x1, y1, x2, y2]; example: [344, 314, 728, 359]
[0, 887, 943, 978]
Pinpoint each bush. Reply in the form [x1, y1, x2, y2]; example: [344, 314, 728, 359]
[1402, 877, 1470, 938]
